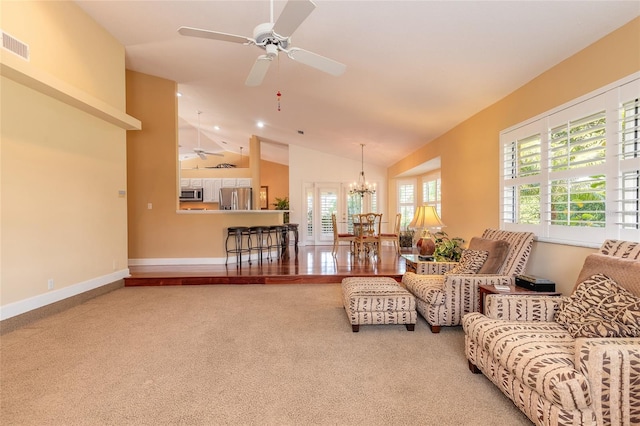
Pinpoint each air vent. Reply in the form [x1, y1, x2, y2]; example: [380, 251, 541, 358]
[2, 30, 29, 61]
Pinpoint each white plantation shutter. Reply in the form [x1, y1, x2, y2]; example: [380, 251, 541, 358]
[500, 73, 640, 245]
[398, 182, 415, 230]
[547, 108, 607, 230]
[306, 187, 313, 237]
[549, 111, 606, 171]
[501, 123, 542, 226]
[617, 80, 640, 238]
[320, 189, 337, 239]
[422, 178, 441, 216]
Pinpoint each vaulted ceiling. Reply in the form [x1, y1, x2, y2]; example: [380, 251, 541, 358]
[76, 0, 639, 169]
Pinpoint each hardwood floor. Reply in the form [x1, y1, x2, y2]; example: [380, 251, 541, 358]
[126, 245, 412, 285]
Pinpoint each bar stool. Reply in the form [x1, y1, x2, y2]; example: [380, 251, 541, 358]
[267, 225, 286, 261]
[225, 226, 250, 266]
[287, 223, 299, 254]
[248, 226, 269, 264]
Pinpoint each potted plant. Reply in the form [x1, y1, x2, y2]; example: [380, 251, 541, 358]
[399, 229, 415, 248]
[433, 231, 464, 262]
[272, 196, 290, 223]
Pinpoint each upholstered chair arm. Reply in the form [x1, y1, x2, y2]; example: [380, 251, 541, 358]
[415, 261, 458, 275]
[402, 272, 446, 305]
[432, 274, 516, 315]
[484, 294, 568, 321]
[574, 338, 640, 425]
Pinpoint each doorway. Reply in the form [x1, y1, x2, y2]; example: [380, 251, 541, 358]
[304, 183, 376, 245]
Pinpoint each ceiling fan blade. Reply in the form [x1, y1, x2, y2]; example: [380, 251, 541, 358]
[197, 151, 207, 160]
[272, 0, 316, 37]
[245, 55, 273, 86]
[178, 26, 253, 44]
[202, 151, 224, 157]
[287, 48, 346, 76]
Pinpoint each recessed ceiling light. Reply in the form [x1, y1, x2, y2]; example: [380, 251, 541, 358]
[176, 92, 182, 97]
[257, 121, 264, 128]
[214, 125, 220, 131]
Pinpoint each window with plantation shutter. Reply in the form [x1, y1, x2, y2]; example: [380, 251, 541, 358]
[548, 110, 607, 229]
[422, 178, 441, 216]
[500, 73, 640, 246]
[502, 132, 542, 225]
[319, 188, 337, 239]
[398, 182, 415, 230]
[618, 91, 640, 236]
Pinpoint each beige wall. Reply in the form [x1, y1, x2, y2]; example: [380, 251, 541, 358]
[1, 0, 125, 110]
[126, 71, 283, 262]
[260, 159, 289, 208]
[1, 1, 129, 313]
[388, 17, 640, 294]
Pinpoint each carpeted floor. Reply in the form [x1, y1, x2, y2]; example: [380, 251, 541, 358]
[1, 284, 532, 425]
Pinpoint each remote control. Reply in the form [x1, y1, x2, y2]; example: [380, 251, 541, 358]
[494, 285, 511, 291]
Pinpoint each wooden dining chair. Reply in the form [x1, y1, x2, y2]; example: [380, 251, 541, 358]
[379, 213, 401, 255]
[331, 213, 356, 255]
[354, 213, 382, 257]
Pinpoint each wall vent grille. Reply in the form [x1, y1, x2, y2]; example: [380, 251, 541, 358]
[1, 30, 30, 61]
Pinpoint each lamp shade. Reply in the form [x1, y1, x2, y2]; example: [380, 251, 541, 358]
[408, 205, 445, 230]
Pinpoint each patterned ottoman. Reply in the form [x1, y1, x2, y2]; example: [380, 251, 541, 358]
[341, 277, 417, 332]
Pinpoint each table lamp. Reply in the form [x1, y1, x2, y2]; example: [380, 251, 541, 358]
[408, 205, 445, 256]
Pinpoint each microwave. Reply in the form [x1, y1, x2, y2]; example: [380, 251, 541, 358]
[180, 188, 203, 202]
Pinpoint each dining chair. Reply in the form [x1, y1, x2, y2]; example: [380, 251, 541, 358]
[379, 213, 401, 255]
[354, 213, 382, 258]
[331, 213, 356, 256]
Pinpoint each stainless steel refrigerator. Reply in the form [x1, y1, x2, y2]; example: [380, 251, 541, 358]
[219, 187, 252, 210]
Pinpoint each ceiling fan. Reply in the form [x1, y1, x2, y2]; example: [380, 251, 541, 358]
[193, 111, 223, 160]
[177, 0, 346, 86]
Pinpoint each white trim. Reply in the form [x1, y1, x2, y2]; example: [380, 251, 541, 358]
[0, 269, 130, 321]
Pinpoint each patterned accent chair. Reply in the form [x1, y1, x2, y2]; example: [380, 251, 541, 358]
[402, 229, 534, 333]
[463, 240, 640, 426]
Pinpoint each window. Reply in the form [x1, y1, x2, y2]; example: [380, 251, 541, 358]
[398, 181, 415, 230]
[348, 189, 377, 216]
[500, 74, 640, 246]
[422, 177, 441, 216]
[620, 96, 640, 231]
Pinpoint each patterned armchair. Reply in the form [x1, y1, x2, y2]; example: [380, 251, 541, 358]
[402, 228, 534, 333]
[463, 240, 640, 426]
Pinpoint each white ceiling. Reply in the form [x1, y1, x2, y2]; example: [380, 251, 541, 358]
[76, 0, 639, 168]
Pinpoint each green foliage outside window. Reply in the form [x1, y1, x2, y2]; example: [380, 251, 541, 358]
[514, 112, 608, 227]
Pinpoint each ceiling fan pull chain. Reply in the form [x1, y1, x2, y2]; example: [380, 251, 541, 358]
[276, 53, 282, 112]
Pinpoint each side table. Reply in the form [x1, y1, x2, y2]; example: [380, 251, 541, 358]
[478, 284, 561, 314]
[402, 254, 457, 275]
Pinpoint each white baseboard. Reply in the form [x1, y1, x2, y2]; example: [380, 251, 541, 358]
[0, 269, 130, 321]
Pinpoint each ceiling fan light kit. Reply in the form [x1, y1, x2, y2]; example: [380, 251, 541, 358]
[178, 0, 346, 87]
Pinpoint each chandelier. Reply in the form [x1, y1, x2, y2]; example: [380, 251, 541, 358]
[349, 144, 376, 197]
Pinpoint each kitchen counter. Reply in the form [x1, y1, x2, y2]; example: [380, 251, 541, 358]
[177, 209, 289, 214]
